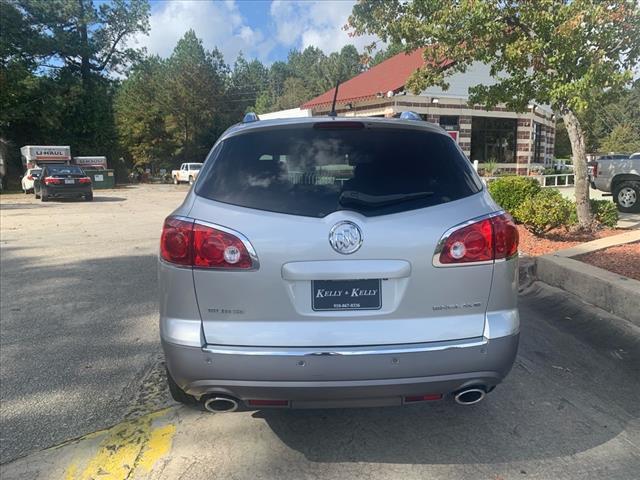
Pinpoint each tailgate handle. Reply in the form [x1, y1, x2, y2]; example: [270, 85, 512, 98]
[282, 260, 411, 281]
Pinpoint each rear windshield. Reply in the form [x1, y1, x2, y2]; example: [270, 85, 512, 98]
[196, 125, 481, 218]
[46, 165, 84, 175]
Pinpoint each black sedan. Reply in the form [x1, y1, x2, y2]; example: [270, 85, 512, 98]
[34, 164, 93, 202]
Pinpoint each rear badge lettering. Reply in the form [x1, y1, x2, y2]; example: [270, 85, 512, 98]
[432, 302, 482, 311]
[207, 308, 244, 315]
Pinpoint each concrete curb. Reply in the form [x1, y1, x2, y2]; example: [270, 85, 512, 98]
[530, 229, 640, 324]
[552, 230, 640, 258]
[535, 254, 640, 325]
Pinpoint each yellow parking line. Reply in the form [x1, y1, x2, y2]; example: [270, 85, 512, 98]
[64, 409, 176, 480]
[137, 423, 176, 472]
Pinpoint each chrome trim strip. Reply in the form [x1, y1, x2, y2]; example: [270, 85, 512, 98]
[432, 210, 506, 268]
[202, 337, 487, 357]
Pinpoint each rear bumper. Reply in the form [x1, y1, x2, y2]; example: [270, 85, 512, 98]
[162, 325, 519, 407]
[592, 177, 611, 192]
[43, 185, 92, 197]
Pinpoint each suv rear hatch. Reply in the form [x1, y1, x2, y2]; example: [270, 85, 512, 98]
[186, 120, 497, 347]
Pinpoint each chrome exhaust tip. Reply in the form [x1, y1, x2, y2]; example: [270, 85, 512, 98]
[203, 396, 239, 413]
[454, 388, 486, 406]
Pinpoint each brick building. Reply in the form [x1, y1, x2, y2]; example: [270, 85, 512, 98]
[298, 49, 555, 174]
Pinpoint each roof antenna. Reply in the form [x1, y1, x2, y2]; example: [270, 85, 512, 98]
[328, 79, 340, 117]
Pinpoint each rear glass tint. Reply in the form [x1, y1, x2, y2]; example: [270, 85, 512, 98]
[196, 125, 481, 218]
[47, 165, 84, 175]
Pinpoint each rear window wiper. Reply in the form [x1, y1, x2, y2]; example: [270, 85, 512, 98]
[338, 190, 434, 207]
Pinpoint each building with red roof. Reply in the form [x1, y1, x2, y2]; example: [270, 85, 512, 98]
[264, 49, 556, 174]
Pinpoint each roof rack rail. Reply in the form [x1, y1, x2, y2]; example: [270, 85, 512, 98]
[399, 111, 422, 121]
[243, 112, 259, 123]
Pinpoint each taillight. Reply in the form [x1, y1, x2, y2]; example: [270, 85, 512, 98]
[160, 217, 194, 266]
[44, 177, 63, 185]
[78, 177, 92, 184]
[193, 223, 253, 268]
[436, 213, 518, 266]
[160, 216, 256, 269]
[27, 175, 33, 180]
[593, 162, 598, 178]
[491, 214, 519, 259]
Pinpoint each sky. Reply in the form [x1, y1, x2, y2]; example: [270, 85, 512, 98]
[128, 0, 381, 64]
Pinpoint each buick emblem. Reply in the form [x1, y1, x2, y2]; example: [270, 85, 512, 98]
[329, 221, 363, 254]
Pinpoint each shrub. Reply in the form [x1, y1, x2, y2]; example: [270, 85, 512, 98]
[487, 176, 541, 217]
[591, 200, 619, 228]
[515, 189, 575, 235]
[568, 199, 619, 228]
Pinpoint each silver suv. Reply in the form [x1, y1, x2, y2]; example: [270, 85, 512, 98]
[159, 115, 520, 412]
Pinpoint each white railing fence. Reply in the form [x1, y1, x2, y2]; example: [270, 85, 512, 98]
[483, 173, 575, 187]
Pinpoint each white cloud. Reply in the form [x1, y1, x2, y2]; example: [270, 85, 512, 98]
[269, 0, 380, 54]
[128, 0, 381, 67]
[129, 0, 273, 63]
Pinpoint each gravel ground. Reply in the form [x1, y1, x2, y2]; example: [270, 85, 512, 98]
[0, 185, 188, 463]
[575, 241, 640, 280]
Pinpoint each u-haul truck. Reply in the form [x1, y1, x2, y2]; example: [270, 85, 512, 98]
[20, 146, 71, 169]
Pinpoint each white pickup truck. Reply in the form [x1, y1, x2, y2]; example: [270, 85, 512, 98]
[590, 152, 640, 212]
[172, 163, 203, 185]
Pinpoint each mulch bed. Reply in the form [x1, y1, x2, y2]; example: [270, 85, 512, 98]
[517, 225, 622, 257]
[574, 242, 640, 281]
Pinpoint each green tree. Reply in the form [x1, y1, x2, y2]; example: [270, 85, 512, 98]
[599, 124, 640, 154]
[275, 77, 312, 110]
[15, 0, 150, 85]
[349, 0, 640, 229]
[114, 56, 171, 169]
[554, 120, 572, 158]
[162, 30, 228, 164]
[227, 54, 269, 117]
[1, 0, 150, 184]
[586, 80, 640, 153]
[325, 45, 365, 85]
[115, 30, 230, 168]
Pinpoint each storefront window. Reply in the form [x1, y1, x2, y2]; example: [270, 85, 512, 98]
[470, 117, 517, 163]
[533, 123, 543, 163]
[439, 116, 459, 131]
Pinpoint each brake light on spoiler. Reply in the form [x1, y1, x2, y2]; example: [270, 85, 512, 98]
[160, 216, 259, 270]
[434, 212, 518, 266]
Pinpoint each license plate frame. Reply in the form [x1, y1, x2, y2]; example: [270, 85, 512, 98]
[311, 279, 382, 311]
[64, 179, 75, 184]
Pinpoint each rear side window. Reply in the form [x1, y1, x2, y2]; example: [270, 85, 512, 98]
[196, 125, 481, 218]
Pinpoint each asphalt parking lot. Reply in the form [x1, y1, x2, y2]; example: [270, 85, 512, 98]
[1, 185, 639, 479]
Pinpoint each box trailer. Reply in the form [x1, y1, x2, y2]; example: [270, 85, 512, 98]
[74, 156, 108, 169]
[74, 157, 115, 189]
[20, 146, 71, 168]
